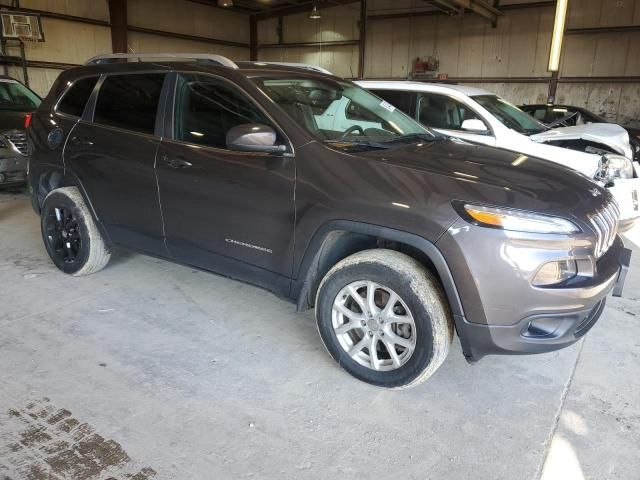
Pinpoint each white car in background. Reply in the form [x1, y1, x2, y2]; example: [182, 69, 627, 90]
[352, 81, 640, 229]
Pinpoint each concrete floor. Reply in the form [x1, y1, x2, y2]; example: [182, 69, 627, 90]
[0, 189, 638, 480]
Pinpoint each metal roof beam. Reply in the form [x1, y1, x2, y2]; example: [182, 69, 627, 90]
[435, 0, 501, 23]
[254, 0, 359, 21]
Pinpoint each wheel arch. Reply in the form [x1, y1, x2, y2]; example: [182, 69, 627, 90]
[30, 165, 64, 214]
[33, 168, 112, 246]
[292, 221, 464, 321]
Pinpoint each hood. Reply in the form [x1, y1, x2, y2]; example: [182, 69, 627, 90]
[530, 123, 633, 159]
[0, 110, 31, 132]
[358, 138, 608, 219]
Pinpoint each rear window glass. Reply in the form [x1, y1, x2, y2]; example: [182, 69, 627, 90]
[57, 76, 98, 117]
[93, 73, 165, 135]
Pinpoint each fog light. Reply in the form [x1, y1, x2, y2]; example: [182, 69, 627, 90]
[533, 260, 577, 286]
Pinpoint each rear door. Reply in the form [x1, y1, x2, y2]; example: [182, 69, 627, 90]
[156, 72, 295, 294]
[30, 75, 100, 203]
[64, 72, 168, 255]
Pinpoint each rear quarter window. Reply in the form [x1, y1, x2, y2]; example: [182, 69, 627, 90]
[93, 73, 166, 135]
[56, 76, 99, 117]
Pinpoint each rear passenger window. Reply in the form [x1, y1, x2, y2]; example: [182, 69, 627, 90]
[174, 73, 273, 149]
[57, 76, 99, 117]
[93, 73, 165, 135]
[371, 90, 413, 116]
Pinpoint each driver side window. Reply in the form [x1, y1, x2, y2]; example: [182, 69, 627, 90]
[174, 74, 276, 149]
[417, 93, 484, 131]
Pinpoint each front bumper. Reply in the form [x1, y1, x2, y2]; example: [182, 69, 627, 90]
[437, 218, 630, 362]
[456, 244, 629, 361]
[0, 154, 27, 186]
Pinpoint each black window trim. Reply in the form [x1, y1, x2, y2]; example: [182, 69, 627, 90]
[83, 70, 171, 138]
[164, 71, 294, 156]
[416, 91, 494, 137]
[53, 74, 102, 121]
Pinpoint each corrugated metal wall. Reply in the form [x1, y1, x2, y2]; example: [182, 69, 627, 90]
[6, 0, 249, 97]
[7, 0, 640, 127]
[254, 0, 639, 128]
[257, 5, 360, 79]
[557, 1, 640, 127]
[127, 0, 248, 59]
[4, 0, 111, 95]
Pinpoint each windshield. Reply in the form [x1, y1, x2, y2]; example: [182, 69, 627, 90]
[0, 80, 41, 111]
[474, 95, 547, 135]
[251, 76, 434, 149]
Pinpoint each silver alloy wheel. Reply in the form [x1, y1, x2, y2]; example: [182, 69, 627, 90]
[331, 280, 416, 371]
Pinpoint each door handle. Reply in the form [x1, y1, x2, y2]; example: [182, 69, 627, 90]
[70, 136, 94, 146]
[167, 158, 193, 169]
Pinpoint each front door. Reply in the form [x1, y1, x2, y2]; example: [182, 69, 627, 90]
[156, 73, 295, 294]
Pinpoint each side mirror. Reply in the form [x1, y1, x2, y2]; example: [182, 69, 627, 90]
[461, 119, 488, 133]
[226, 124, 287, 153]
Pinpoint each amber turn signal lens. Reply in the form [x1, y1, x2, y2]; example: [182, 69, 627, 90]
[462, 204, 579, 234]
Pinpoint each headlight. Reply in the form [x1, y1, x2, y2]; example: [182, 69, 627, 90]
[458, 203, 580, 234]
[597, 154, 634, 181]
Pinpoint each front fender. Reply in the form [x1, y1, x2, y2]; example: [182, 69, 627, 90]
[292, 220, 464, 319]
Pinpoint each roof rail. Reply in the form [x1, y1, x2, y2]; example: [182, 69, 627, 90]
[84, 53, 238, 69]
[254, 62, 333, 75]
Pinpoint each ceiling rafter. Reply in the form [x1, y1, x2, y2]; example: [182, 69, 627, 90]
[428, 0, 501, 23]
[187, 0, 361, 20]
[254, 0, 360, 21]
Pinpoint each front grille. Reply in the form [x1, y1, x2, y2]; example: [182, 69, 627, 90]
[4, 131, 27, 156]
[589, 200, 620, 258]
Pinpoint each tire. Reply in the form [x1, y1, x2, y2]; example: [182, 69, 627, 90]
[315, 249, 453, 389]
[40, 186, 111, 276]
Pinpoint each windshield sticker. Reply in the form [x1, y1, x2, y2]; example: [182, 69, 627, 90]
[380, 100, 396, 112]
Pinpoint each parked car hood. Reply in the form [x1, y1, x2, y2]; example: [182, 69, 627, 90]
[0, 110, 30, 132]
[529, 123, 633, 159]
[357, 138, 605, 218]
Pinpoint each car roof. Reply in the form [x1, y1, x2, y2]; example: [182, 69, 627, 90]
[59, 60, 345, 85]
[355, 80, 494, 97]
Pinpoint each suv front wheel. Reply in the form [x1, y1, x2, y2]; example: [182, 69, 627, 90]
[315, 249, 453, 388]
[40, 187, 111, 276]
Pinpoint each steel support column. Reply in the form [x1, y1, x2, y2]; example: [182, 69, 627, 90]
[108, 0, 127, 54]
[358, 0, 367, 79]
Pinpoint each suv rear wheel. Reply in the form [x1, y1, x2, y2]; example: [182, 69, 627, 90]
[315, 249, 453, 388]
[41, 187, 111, 276]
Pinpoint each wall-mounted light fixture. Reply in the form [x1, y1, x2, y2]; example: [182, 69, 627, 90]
[218, 0, 234, 6]
[548, 0, 568, 72]
[309, 3, 321, 20]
